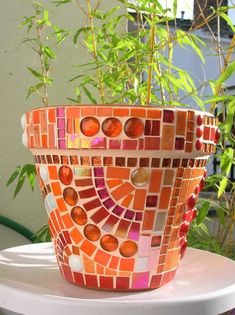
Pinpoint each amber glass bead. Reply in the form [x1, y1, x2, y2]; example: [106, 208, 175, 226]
[119, 240, 138, 257]
[63, 187, 78, 206]
[131, 168, 150, 187]
[102, 117, 122, 138]
[84, 224, 101, 241]
[71, 206, 87, 225]
[59, 165, 73, 185]
[100, 234, 119, 252]
[80, 117, 100, 137]
[124, 118, 144, 138]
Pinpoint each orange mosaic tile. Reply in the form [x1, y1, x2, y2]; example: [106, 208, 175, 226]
[107, 167, 130, 180]
[82, 254, 95, 273]
[130, 108, 146, 118]
[119, 258, 135, 271]
[70, 228, 84, 244]
[94, 249, 111, 266]
[121, 194, 134, 208]
[80, 239, 97, 256]
[147, 109, 162, 119]
[159, 187, 172, 209]
[161, 125, 174, 150]
[133, 189, 147, 210]
[111, 182, 135, 201]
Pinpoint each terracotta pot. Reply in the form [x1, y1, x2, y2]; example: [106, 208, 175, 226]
[22, 105, 218, 291]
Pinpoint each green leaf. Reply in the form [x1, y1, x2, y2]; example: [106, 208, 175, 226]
[218, 177, 228, 198]
[32, 225, 51, 243]
[196, 201, 211, 225]
[220, 12, 235, 32]
[73, 27, 91, 44]
[27, 67, 44, 81]
[26, 83, 44, 99]
[42, 46, 56, 59]
[82, 87, 97, 104]
[51, 0, 72, 6]
[217, 60, 235, 85]
[6, 166, 22, 186]
[220, 147, 234, 176]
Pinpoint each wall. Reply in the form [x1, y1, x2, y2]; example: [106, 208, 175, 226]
[0, 0, 121, 250]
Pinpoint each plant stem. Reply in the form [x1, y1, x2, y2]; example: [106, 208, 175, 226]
[146, 4, 156, 105]
[36, 25, 49, 107]
[86, 0, 105, 103]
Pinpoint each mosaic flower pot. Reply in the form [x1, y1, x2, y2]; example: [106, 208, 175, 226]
[22, 105, 219, 291]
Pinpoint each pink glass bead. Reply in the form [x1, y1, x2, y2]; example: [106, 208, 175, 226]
[214, 128, 221, 144]
[56, 107, 65, 117]
[187, 193, 196, 210]
[191, 208, 197, 220]
[196, 126, 203, 138]
[179, 222, 190, 237]
[194, 185, 200, 195]
[180, 239, 188, 258]
[197, 114, 203, 126]
[195, 139, 203, 150]
[200, 177, 205, 191]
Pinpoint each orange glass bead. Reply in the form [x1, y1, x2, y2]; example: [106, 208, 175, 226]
[71, 206, 87, 225]
[124, 118, 144, 138]
[80, 117, 100, 137]
[84, 224, 101, 241]
[63, 187, 78, 206]
[58, 165, 73, 185]
[102, 117, 122, 138]
[119, 240, 138, 257]
[100, 234, 118, 252]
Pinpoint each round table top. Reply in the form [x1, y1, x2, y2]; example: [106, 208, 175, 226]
[0, 242, 235, 315]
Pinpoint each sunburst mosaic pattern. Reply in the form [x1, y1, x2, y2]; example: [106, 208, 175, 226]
[22, 105, 218, 291]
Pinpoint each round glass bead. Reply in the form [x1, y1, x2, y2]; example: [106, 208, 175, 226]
[196, 126, 203, 138]
[21, 114, 27, 130]
[131, 168, 150, 187]
[59, 165, 73, 185]
[180, 239, 188, 258]
[200, 177, 205, 191]
[102, 117, 122, 138]
[84, 224, 101, 241]
[119, 240, 138, 257]
[194, 185, 200, 195]
[71, 206, 87, 225]
[195, 139, 203, 150]
[100, 234, 119, 252]
[124, 118, 144, 138]
[63, 187, 78, 206]
[69, 254, 83, 272]
[80, 117, 100, 137]
[214, 128, 221, 144]
[179, 222, 190, 237]
[39, 165, 48, 182]
[196, 114, 203, 126]
[187, 193, 196, 210]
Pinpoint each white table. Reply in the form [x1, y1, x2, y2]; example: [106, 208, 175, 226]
[0, 243, 235, 315]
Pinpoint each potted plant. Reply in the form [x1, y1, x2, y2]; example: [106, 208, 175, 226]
[9, 0, 235, 291]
